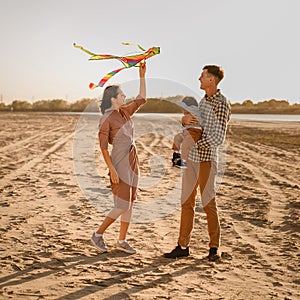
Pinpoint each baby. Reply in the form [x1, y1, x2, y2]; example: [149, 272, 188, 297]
[172, 96, 202, 168]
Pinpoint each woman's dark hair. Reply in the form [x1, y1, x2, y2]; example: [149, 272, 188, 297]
[100, 85, 119, 114]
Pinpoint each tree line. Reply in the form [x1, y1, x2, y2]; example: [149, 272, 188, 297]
[231, 99, 300, 114]
[0, 98, 99, 112]
[0, 97, 299, 114]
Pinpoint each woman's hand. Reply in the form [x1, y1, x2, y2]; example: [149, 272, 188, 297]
[139, 62, 146, 78]
[109, 167, 119, 184]
[100, 149, 119, 184]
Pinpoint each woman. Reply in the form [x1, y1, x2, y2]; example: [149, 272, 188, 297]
[91, 63, 146, 254]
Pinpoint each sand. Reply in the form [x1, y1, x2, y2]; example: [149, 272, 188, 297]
[0, 112, 299, 300]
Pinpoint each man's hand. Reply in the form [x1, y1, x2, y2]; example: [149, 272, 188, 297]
[182, 114, 199, 126]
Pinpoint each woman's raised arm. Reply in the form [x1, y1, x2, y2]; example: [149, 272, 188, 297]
[138, 62, 146, 99]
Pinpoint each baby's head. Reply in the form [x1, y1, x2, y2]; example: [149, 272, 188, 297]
[182, 96, 198, 107]
[180, 96, 198, 115]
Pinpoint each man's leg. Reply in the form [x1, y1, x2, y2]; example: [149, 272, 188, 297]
[178, 160, 199, 247]
[164, 160, 199, 258]
[199, 161, 220, 259]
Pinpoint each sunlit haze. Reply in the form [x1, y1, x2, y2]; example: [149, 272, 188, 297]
[0, 0, 299, 104]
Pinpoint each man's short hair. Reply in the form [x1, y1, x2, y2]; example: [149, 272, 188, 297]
[203, 65, 224, 84]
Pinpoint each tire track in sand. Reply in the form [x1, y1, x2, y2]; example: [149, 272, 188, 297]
[0, 131, 76, 189]
[0, 125, 69, 153]
[222, 140, 299, 291]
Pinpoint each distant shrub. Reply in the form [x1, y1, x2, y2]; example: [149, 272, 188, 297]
[137, 98, 181, 113]
[0, 97, 299, 114]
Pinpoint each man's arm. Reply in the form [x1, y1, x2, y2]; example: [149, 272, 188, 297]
[195, 101, 230, 148]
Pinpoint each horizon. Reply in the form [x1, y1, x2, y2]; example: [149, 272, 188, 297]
[0, 77, 298, 106]
[1, 94, 297, 106]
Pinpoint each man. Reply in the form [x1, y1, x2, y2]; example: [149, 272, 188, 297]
[164, 65, 231, 261]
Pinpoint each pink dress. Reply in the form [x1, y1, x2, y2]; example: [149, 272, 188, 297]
[98, 97, 146, 209]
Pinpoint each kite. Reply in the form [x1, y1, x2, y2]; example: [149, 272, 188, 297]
[73, 42, 160, 89]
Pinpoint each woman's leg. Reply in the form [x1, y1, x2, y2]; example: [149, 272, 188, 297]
[119, 204, 133, 240]
[96, 207, 127, 234]
[96, 177, 131, 235]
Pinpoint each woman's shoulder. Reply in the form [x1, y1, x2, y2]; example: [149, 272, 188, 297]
[99, 110, 116, 124]
[119, 107, 131, 118]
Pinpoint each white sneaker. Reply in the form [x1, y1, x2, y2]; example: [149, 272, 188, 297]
[91, 233, 108, 252]
[115, 241, 136, 254]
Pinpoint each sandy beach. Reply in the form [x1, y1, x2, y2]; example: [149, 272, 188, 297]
[0, 112, 299, 300]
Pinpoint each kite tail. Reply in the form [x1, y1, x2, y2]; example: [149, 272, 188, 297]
[89, 67, 126, 89]
[122, 42, 146, 52]
[73, 42, 97, 56]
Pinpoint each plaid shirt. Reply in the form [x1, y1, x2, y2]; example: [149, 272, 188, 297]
[188, 90, 231, 162]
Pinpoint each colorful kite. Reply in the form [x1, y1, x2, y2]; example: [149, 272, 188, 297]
[74, 42, 160, 89]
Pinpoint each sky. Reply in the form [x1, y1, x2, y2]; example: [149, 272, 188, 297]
[0, 0, 299, 104]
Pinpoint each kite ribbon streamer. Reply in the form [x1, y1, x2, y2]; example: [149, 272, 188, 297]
[74, 42, 160, 89]
[89, 67, 125, 89]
